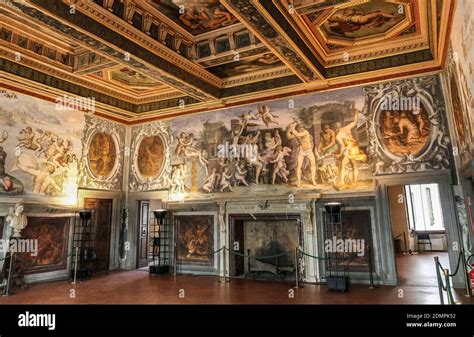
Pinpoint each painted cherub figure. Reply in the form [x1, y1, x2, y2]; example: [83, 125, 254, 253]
[257, 104, 279, 128]
[270, 145, 292, 184]
[234, 160, 249, 187]
[219, 167, 233, 192]
[202, 167, 219, 193]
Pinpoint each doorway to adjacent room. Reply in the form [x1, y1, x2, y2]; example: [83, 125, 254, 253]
[387, 183, 448, 286]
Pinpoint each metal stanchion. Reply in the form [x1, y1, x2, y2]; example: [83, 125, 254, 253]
[219, 246, 229, 283]
[246, 249, 251, 278]
[460, 248, 472, 297]
[294, 247, 299, 289]
[71, 247, 79, 285]
[444, 269, 454, 305]
[434, 256, 444, 305]
[367, 244, 375, 289]
[402, 232, 408, 255]
[3, 253, 14, 297]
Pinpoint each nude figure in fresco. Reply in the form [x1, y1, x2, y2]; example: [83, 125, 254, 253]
[270, 146, 291, 184]
[393, 112, 420, 145]
[234, 160, 249, 187]
[15, 160, 61, 195]
[202, 167, 219, 193]
[257, 104, 279, 128]
[219, 167, 233, 192]
[335, 109, 365, 187]
[175, 132, 192, 157]
[328, 8, 396, 34]
[288, 122, 317, 187]
[317, 124, 337, 157]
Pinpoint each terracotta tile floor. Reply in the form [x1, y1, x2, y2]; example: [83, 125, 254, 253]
[0, 257, 471, 304]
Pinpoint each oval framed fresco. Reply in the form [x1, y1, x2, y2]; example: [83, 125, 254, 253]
[136, 135, 165, 179]
[376, 101, 431, 159]
[87, 132, 118, 178]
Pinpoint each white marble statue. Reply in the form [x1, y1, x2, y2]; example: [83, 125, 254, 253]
[6, 203, 28, 238]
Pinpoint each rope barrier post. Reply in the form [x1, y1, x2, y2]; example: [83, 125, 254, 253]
[71, 247, 79, 285]
[460, 248, 471, 297]
[434, 256, 444, 305]
[3, 253, 14, 297]
[294, 247, 299, 289]
[444, 268, 454, 305]
[246, 249, 251, 279]
[219, 246, 229, 283]
[367, 244, 374, 289]
[403, 232, 407, 255]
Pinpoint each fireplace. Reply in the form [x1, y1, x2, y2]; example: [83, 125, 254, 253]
[229, 214, 302, 281]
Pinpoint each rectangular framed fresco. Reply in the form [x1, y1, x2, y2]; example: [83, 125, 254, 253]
[324, 209, 373, 273]
[21, 216, 70, 274]
[174, 212, 217, 267]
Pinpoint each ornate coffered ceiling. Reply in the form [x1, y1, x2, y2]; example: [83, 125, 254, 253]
[0, 0, 455, 124]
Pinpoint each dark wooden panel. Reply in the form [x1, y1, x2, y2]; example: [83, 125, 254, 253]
[137, 201, 149, 268]
[84, 198, 113, 272]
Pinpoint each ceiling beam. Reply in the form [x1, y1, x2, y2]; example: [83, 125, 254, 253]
[9, 0, 221, 101]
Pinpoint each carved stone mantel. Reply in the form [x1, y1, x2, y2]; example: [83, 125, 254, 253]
[226, 200, 307, 213]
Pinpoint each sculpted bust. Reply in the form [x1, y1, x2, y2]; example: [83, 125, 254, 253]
[5, 203, 28, 238]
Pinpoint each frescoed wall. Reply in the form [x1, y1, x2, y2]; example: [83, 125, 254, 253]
[168, 87, 372, 198]
[449, 0, 473, 167]
[0, 91, 85, 202]
[127, 74, 452, 200]
[0, 90, 125, 204]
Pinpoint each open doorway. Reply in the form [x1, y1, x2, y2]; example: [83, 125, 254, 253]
[136, 199, 169, 271]
[388, 183, 448, 286]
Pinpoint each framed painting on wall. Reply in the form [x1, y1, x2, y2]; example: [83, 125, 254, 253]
[324, 209, 373, 273]
[174, 213, 216, 267]
[21, 216, 70, 274]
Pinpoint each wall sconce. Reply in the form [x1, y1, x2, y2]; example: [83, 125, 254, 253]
[153, 209, 168, 225]
[324, 202, 343, 224]
[79, 209, 93, 227]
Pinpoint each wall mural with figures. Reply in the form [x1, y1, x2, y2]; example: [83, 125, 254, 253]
[0, 90, 126, 203]
[0, 91, 84, 200]
[363, 76, 452, 174]
[167, 87, 372, 197]
[124, 73, 455, 199]
[78, 115, 125, 191]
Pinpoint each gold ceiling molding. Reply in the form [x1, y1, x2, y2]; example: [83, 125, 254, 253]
[0, 0, 456, 123]
[276, 0, 430, 66]
[64, 0, 223, 88]
[15, 0, 219, 101]
[222, 67, 295, 87]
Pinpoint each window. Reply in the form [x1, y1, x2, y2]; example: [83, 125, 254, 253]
[405, 183, 444, 231]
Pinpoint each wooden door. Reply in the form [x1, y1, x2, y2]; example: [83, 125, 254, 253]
[84, 198, 113, 272]
[137, 200, 149, 268]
